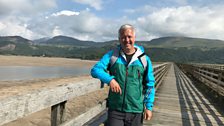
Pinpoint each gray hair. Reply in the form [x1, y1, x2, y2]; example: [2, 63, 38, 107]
[118, 24, 135, 38]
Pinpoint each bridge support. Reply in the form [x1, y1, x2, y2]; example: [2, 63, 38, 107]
[51, 101, 67, 126]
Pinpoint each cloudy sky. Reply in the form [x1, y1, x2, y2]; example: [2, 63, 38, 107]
[0, 0, 224, 42]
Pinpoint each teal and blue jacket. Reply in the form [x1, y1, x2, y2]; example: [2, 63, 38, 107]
[91, 44, 155, 112]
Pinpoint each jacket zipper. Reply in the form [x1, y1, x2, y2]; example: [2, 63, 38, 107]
[122, 66, 128, 111]
[138, 70, 141, 96]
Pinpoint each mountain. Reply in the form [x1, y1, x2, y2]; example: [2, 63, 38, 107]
[140, 36, 224, 49]
[0, 36, 32, 44]
[37, 36, 224, 49]
[35, 35, 97, 47]
[0, 35, 223, 64]
[0, 36, 33, 52]
[33, 37, 50, 44]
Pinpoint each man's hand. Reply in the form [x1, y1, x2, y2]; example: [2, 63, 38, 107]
[109, 79, 122, 95]
[144, 109, 153, 120]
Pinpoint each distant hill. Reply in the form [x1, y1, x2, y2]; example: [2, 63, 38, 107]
[33, 36, 224, 49]
[0, 36, 32, 44]
[34, 35, 97, 47]
[34, 35, 120, 48]
[139, 36, 224, 49]
[33, 37, 50, 44]
[0, 35, 223, 64]
[0, 36, 33, 52]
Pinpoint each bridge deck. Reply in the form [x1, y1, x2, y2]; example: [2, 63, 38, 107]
[144, 64, 224, 126]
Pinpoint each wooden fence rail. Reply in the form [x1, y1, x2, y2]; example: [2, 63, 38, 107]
[153, 63, 171, 91]
[177, 63, 224, 97]
[0, 63, 171, 126]
[191, 63, 224, 70]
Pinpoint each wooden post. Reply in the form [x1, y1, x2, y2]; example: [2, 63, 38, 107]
[217, 73, 222, 96]
[51, 101, 67, 126]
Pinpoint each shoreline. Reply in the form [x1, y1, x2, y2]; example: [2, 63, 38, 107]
[0, 55, 97, 87]
[0, 55, 97, 67]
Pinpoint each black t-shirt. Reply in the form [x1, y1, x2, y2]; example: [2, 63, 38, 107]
[125, 52, 135, 65]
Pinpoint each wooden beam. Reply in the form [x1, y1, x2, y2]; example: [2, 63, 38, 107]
[0, 77, 101, 125]
[61, 101, 107, 126]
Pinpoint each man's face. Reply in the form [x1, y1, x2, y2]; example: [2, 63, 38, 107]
[119, 28, 135, 52]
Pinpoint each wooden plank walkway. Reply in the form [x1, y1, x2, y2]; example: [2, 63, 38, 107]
[144, 64, 224, 126]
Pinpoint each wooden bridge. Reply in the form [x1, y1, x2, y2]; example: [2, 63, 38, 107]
[144, 64, 224, 126]
[0, 63, 223, 126]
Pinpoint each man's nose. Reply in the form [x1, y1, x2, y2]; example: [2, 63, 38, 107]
[124, 37, 129, 41]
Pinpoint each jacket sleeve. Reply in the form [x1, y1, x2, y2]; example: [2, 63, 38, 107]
[143, 56, 155, 111]
[90, 50, 115, 84]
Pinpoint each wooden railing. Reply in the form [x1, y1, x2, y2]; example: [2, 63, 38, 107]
[177, 63, 224, 96]
[191, 63, 224, 70]
[153, 63, 171, 91]
[0, 63, 171, 126]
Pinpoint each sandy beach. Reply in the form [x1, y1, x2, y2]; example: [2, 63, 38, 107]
[0, 55, 96, 67]
[0, 55, 108, 126]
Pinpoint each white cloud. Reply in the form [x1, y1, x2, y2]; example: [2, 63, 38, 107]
[25, 10, 116, 41]
[52, 26, 63, 36]
[0, 0, 57, 39]
[72, 0, 103, 10]
[0, 17, 34, 38]
[51, 10, 80, 17]
[1, 0, 224, 42]
[135, 5, 224, 40]
[0, 0, 57, 16]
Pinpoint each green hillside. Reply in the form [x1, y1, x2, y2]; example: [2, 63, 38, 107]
[139, 36, 224, 49]
[0, 36, 223, 64]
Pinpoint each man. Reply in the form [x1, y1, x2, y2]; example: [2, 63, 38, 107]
[91, 24, 155, 126]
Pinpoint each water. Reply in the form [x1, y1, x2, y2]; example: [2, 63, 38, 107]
[0, 66, 91, 81]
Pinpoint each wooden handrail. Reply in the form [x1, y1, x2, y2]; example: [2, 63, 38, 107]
[191, 63, 224, 70]
[0, 77, 101, 125]
[177, 63, 224, 96]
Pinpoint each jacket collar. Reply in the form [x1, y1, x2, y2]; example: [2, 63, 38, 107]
[119, 44, 144, 66]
